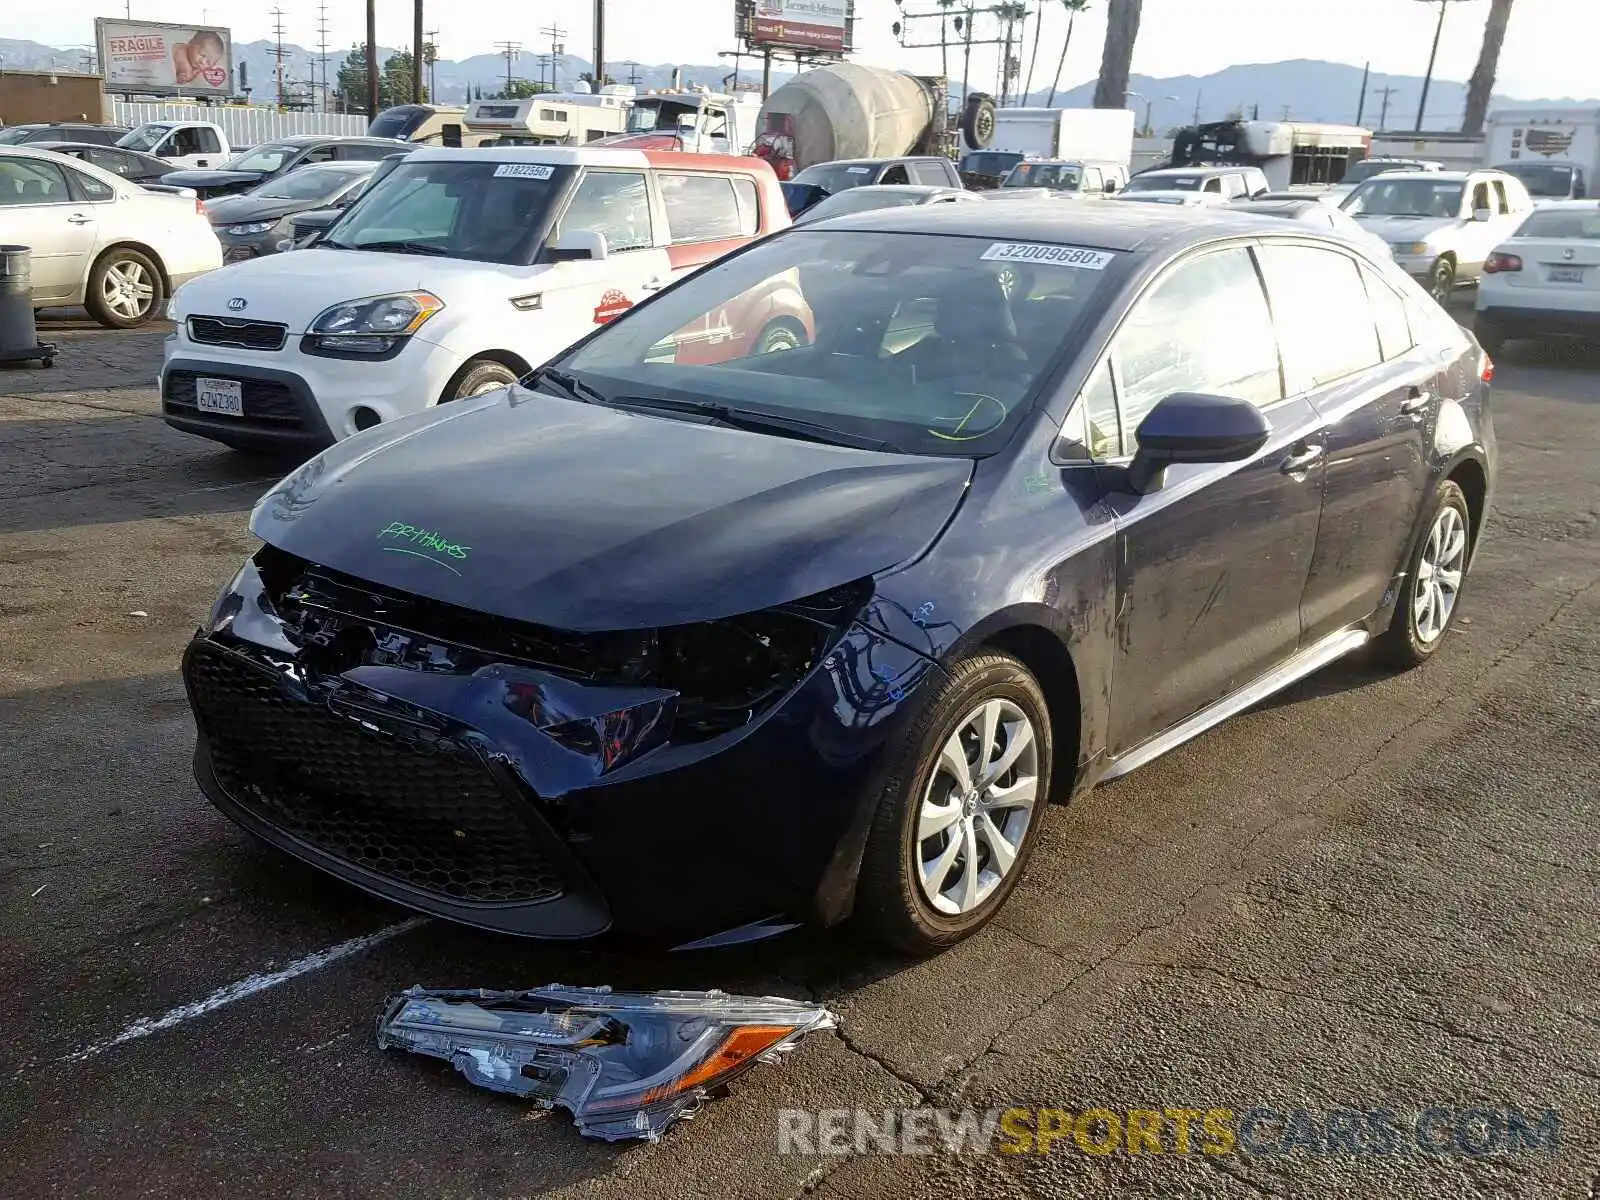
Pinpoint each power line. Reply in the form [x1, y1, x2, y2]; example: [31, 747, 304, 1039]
[494, 41, 522, 96]
[1373, 85, 1401, 130]
[269, 7, 289, 109]
[539, 23, 567, 91]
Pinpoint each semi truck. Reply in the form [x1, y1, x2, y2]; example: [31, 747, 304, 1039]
[1485, 106, 1598, 201]
[747, 63, 994, 181]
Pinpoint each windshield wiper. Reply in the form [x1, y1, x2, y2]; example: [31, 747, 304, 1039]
[525, 367, 609, 405]
[337, 239, 449, 256]
[605, 395, 898, 452]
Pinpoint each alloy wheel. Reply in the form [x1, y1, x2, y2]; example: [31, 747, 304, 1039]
[103, 259, 155, 321]
[916, 697, 1040, 916]
[1414, 505, 1467, 644]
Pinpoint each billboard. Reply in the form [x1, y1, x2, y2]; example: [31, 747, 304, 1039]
[94, 18, 235, 97]
[745, 0, 849, 54]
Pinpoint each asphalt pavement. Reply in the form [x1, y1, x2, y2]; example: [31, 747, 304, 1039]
[2, 307, 1597, 1199]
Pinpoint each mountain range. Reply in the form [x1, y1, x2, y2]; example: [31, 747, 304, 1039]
[4, 36, 1596, 134]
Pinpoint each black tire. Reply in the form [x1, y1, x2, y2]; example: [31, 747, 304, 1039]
[756, 317, 807, 354]
[85, 247, 164, 329]
[442, 357, 519, 403]
[855, 653, 1053, 954]
[962, 92, 997, 150]
[1375, 479, 1473, 670]
[1473, 318, 1505, 357]
[1427, 256, 1456, 305]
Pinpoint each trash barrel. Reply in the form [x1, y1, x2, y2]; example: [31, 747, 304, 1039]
[0, 245, 40, 356]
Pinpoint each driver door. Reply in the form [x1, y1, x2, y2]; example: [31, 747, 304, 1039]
[1091, 244, 1327, 755]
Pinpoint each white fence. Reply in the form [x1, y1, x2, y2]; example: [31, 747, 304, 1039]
[110, 102, 367, 147]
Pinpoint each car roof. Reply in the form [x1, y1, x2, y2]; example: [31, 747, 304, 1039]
[801, 198, 1293, 253]
[1236, 199, 1317, 214]
[1136, 166, 1255, 177]
[827, 184, 958, 196]
[406, 145, 768, 174]
[1363, 170, 1506, 183]
[269, 134, 404, 146]
[1514, 198, 1600, 212]
[280, 158, 379, 171]
[811, 156, 942, 167]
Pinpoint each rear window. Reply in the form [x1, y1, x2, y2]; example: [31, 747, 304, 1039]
[1126, 174, 1200, 192]
[959, 152, 1024, 177]
[1514, 207, 1600, 239]
[792, 162, 881, 194]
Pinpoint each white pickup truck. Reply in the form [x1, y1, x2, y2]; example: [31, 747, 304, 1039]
[115, 121, 231, 170]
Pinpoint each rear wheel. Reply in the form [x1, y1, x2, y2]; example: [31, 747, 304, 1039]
[1376, 480, 1472, 670]
[855, 653, 1052, 954]
[756, 317, 807, 354]
[86, 248, 162, 328]
[442, 357, 519, 403]
[1427, 256, 1456, 305]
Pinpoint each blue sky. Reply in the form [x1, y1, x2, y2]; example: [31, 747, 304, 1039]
[11, 0, 1595, 101]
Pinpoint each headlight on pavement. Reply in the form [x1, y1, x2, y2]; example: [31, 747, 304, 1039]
[306, 291, 444, 355]
[222, 221, 276, 236]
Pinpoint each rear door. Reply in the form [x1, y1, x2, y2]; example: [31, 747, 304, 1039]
[1101, 243, 1327, 752]
[0, 156, 98, 304]
[1258, 242, 1438, 640]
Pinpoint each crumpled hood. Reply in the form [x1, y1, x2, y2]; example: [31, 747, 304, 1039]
[1350, 213, 1459, 243]
[160, 168, 266, 197]
[250, 389, 973, 631]
[204, 193, 318, 226]
[174, 249, 551, 332]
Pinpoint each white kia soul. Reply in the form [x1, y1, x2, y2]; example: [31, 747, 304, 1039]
[161, 145, 786, 453]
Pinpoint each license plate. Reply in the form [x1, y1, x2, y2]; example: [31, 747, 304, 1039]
[224, 247, 256, 263]
[195, 377, 243, 416]
[1548, 265, 1586, 283]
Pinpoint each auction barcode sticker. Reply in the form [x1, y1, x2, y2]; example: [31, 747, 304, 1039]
[980, 242, 1115, 269]
[492, 163, 556, 180]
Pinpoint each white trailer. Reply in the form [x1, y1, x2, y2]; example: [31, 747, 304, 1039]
[1485, 106, 1599, 201]
[464, 88, 633, 146]
[990, 107, 1137, 167]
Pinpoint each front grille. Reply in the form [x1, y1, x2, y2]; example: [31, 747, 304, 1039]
[187, 642, 567, 905]
[164, 370, 303, 427]
[188, 315, 288, 351]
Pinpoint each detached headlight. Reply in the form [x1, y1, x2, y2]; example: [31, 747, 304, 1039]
[305, 291, 443, 356]
[222, 221, 276, 236]
[1393, 241, 1431, 256]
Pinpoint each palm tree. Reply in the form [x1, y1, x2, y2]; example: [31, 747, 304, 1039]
[1462, 0, 1515, 134]
[1045, 0, 1090, 108]
[1091, 0, 1142, 110]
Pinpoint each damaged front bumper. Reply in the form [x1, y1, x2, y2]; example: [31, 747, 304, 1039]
[376, 984, 836, 1141]
[183, 547, 944, 941]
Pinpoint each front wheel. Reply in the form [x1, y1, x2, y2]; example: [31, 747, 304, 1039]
[86, 248, 163, 328]
[756, 317, 807, 354]
[855, 653, 1053, 954]
[441, 357, 519, 403]
[1427, 257, 1456, 305]
[1375, 479, 1473, 670]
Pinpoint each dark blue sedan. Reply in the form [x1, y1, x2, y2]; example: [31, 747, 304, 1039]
[183, 203, 1496, 953]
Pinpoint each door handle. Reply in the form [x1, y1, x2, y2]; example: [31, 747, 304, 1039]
[640, 278, 666, 291]
[1280, 443, 1325, 475]
[1400, 387, 1433, 416]
[66, 214, 92, 224]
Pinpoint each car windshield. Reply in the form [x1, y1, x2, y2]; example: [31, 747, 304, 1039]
[1343, 178, 1465, 217]
[792, 163, 881, 193]
[256, 165, 366, 202]
[116, 125, 170, 152]
[1342, 161, 1424, 184]
[1126, 174, 1200, 192]
[1496, 162, 1576, 198]
[0, 126, 45, 145]
[1514, 207, 1600, 239]
[224, 144, 299, 174]
[1004, 163, 1082, 190]
[799, 189, 932, 223]
[555, 229, 1117, 457]
[323, 158, 574, 263]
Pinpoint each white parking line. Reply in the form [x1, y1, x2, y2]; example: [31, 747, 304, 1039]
[62, 917, 429, 1063]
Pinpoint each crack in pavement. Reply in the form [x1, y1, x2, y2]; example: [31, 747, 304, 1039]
[2, 391, 158, 418]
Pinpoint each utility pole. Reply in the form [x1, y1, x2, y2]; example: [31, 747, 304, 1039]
[538, 24, 566, 91]
[1374, 85, 1400, 130]
[412, 0, 425, 104]
[1413, 0, 1469, 132]
[316, 1, 330, 112]
[1354, 60, 1370, 125]
[592, 0, 606, 88]
[270, 8, 288, 109]
[495, 41, 522, 96]
[365, 0, 379, 117]
[426, 29, 440, 99]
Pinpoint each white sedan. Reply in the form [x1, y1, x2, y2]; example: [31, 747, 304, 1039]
[1474, 200, 1600, 354]
[0, 145, 221, 327]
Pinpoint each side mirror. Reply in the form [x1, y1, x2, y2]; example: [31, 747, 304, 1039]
[1122, 392, 1270, 495]
[1472, 207, 1493, 222]
[549, 229, 608, 261]
[1104, 179, 1120, 193]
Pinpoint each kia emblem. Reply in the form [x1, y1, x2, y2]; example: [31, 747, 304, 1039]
[227, 297, 247, 311]
[1563, 248, 1576, 260]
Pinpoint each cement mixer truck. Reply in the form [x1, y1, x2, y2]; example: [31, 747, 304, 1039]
[750, 63, 995, 181]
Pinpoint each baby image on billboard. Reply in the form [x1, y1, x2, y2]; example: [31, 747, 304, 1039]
[95, 18, 234, 97]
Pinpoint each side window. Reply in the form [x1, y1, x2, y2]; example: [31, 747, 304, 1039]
[1491, 180, 1510, 213]
[1222, 174, 1247, 198]
[1110, 247, 1284, 450]
[1072, 357, 1122, 459]
[0, 158, 71, 205]
[197, 127, 222, 154]
[1202, 176, 1222, 193]
[1083, 167, 1103, 193]
[1360, 264, 1414, 361]
[69, 167, 115, 201]
[731, 177, 759, 234]
[879, 164, 910, 185]
[305, 145, 338, 164]
[911, 159, 948, 186]
[88, 148, 130, 176]
[559, 169, 653, 252]
[660, 173, 748, 243]
[1470, 181, 1492, 214]
[1257, 244, 1383, 391]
